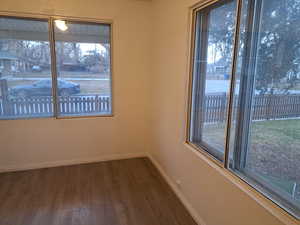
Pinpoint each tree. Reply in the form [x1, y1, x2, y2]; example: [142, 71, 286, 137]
[83, 49, 106, 72]
[208, 1, 236, 72]
[208, 0, 300, 94]
[255, 0, 300, 94]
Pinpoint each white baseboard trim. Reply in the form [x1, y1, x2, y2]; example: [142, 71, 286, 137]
[148, 154, 207, 225]
[0, 152, 148, 173]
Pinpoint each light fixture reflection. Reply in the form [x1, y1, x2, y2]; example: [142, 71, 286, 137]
[55, 20, 68, 31]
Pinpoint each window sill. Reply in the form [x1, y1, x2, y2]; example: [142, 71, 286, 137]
[184, 142, 299, 225]
[0, 113, 114, 121]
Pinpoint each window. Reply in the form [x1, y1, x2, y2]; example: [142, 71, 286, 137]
[0, 16, 112, 119]
[0, 17, 53, 119]
[54, 21, 111, 117]
[189, 0, 300, 219]
[189, 0, 237, 161]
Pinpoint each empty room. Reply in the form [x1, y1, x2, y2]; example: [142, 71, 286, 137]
[0, 0, 299, 225]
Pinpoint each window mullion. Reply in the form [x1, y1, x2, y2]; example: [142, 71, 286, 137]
[232, 0, 263, 170]
[48, 18, 59, 118]
[224, 0, 244, 168]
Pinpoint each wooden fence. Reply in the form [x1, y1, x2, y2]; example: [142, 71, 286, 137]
[0, 95, 111, 118]
[203, 93, 300, 123]
[1, 93, 300, 120]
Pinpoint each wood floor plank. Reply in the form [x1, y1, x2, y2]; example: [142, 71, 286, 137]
[0, 158, 197, 225]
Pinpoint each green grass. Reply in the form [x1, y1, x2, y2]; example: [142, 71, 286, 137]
[202, 119, 300, 197]
[252, 119, 300, 142]
[203, 119, 300, 157]
[14, 71, 110, 79]
[260, 174, 295, 194]
[7, 79, 111, 95]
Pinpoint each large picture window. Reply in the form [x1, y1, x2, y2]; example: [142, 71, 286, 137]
[0, 16, 112, 119]
[189, 0, 300, 219]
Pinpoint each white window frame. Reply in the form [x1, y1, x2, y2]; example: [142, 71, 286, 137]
[0, 13, 113, 119]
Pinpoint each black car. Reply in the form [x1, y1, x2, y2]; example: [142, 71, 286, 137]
[10, 79, 80, 97]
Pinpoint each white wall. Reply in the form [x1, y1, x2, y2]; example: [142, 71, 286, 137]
[0, 0, 152, 170]
[149, 0, 299, 225]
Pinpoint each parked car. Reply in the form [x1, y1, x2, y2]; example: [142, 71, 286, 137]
[32, 65, 43, 72]
[9, 79, 80, 97]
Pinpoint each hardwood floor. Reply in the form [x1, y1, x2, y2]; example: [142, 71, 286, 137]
[0, 158, 197, 225]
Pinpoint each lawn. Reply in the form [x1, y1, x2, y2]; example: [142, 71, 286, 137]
[13, 71, 110, 79]
[202, 119, 300, 198]
[247, 119, 300, 182]
[7, 79, 111, 95]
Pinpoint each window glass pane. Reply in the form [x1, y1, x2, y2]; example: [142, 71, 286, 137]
[189, 0, 237, 161]
[54, 21, 111, 117]
[230, 0, 300, 217]
[0, 17, 52, 119]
